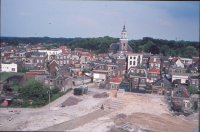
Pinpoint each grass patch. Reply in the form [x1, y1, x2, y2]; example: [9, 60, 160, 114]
[0, 72, 24, 81]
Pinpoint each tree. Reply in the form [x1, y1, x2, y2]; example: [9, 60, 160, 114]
[52, 87, 60, 94]
[10, 79, 20, 91]
[185, 46, 197, 58]
[51, 70, 56, 76]
[82, 68, 87, 75]
[19, 78, 51, 107]
[187, 86, 197, 94]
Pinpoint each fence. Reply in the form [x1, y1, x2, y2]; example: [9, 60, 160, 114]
[119, 84, 151, 94]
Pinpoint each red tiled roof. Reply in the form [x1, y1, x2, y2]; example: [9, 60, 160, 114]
[85, 53, 91, 56]
[116, 75, 122, 80]
[149, 58, 160, 62]
[62, 49, 66, 53]
[171, 57, 183, 64]
[174, 102, 180, 106]
[149, 67, 160, 73]
[110, 77, 122, 83]
[99, 54, 108, 57]
[192, 57, 199, 63]
[1, 101, 8, 106]
[181, 86, 190, 97]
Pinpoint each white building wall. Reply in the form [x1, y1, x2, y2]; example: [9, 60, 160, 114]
[1, 63, 17, 72]
[38, 49, 62, 60]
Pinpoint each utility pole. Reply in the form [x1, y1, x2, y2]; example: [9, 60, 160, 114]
[47, 90, 50, 110]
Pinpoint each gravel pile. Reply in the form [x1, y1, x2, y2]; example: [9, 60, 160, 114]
[116, 113, 127, 119]
[61, 96, 83, 106]
[185, 112, 199, 122]
[93, 92, 109, 98]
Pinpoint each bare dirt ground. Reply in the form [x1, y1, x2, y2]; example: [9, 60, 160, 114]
[71, 93, 199, 132]
[0, 84, 199, 132]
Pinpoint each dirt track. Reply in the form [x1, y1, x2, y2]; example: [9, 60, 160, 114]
[40, 109, 108, 131]
[124, 113, 198, 132]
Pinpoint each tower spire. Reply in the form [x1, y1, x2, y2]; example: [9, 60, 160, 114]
[122, 24, 126, 32]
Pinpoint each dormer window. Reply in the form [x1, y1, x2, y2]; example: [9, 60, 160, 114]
[161, 83, 164, 87]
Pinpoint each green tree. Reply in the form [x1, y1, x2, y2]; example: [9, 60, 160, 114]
[52, 87, 60, 94]
[138, 45, 144, 52]
[45, 45, 54, 50]
[82, 68, 87, 75]
[19, 78, 51, 107]
[51, 70, 56, 76]
[10, 79, 20, 91]
[185, 46, 197, 58]
[187, 86, 197, 94]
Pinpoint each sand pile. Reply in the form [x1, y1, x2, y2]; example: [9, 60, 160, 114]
[61, 96, 83, 106]
[93, 92, 109, 98]
[186, 113, 199, 122]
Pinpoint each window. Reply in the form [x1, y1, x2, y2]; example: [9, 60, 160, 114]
[124, 43, 125, 46]
[37, 60, 39, 63]
[141, 70, 144, 73]
[134, 57, 136, 59]
[137, 70, 139, 73]
[12, 68, 15, 71]
[130, 56, 132, 59]
[61, 81, 62, 85]
[192, 80, 195, 84]
[158, 64, 160, 67]
[151, 64, 153, 67]
[197, 81, 199, 86]
[133, 61, 135, 65]
[141, 79, 145, 82]
[41, 60, 43, 63]
[130, 61, 132, 65]
[57, 56, 59, 59]
[61, 57, 63, 59]
[64, 56, 66, 59]
[57, 81, 59, 84]
[134, 78, 138, 82]
[67, 60, 69, 64]
[60, 61, 62, 64]
[64, 60, 66, 64]
[45, 80, 48, 85]
[161, 83, 164, 87]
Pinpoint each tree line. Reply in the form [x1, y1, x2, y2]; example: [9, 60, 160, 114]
[1, 36, 199, 58]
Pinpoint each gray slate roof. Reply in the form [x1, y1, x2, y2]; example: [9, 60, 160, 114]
[152, 77, 172, 87]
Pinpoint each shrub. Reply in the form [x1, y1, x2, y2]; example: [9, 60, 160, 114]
[22, 99, 29, 107]
[12, 100, 22, 106]
[52, 87, 60, 94]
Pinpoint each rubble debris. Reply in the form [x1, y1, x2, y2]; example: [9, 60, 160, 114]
[61, 96, 83, 106]
[116, 113, 127, 119]
[93, 92, 109, 98]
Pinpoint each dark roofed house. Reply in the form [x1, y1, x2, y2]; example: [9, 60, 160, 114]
[43, 75, 72, 91]
[151, 77, 172, 96]
[171, 85, 191, 109]
[188, 75, 199, 92]
[5, 75, 23, 87]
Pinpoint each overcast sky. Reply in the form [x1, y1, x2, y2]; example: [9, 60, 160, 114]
[1, 0, 199, 41]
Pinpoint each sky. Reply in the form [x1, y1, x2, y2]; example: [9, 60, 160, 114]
[1, 0, 199, 41]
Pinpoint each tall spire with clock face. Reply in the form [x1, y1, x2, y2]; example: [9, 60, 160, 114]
[119, 24, 128, 51]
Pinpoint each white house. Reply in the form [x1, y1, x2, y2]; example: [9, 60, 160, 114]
[171, 73, 192, 84]
[38, 49, 62, 60]
[126, 53, 143, 70]
[1, 63, 17, 72]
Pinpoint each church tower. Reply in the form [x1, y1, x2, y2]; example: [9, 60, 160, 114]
[119, 24, 128, 52]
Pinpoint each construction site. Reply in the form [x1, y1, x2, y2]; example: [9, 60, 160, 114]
[0, 84, 199, 132]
